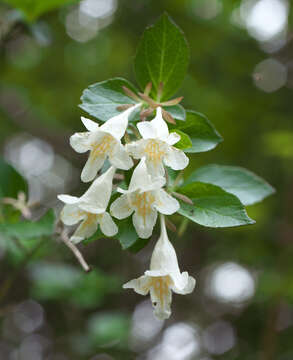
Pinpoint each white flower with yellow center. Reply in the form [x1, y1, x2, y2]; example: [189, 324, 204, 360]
[123, 215, 196, 320]
[110, 158, 179, 239]
[71, 104, 140, 182]
[58, 166, 118, 243]
[126, 107, 189, 178]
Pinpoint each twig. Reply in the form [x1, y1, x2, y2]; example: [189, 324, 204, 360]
[60, 230, 91, 273]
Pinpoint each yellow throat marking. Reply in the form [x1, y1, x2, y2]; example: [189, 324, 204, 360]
[144, 140, 165, 165]
[150, 276, 172, 307]
[132, 192, 155, 225]
[80, 213, 98, 230]
[91, 134, 115, 160]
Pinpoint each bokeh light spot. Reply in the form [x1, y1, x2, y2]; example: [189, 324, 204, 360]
[13, 300, 44, 334]
[203, 321, 236, 355]
[242, 0, 289, 41]
[206, 262, 255, 304]
[148, 323, 201, 360]
[253, 58, 287, 92]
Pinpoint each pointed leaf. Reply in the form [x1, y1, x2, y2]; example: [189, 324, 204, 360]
[170, 110, 222, 153]
[165, 104, 186, 121]
[79, 78, 139, 121]
[135, 13, 189, 101]
[186, 164, 275, 206]
[178, 182, 255, 228]
[170, 130, 192, 150]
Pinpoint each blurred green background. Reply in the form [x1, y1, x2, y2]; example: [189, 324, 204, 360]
[0, 0, 293, 359]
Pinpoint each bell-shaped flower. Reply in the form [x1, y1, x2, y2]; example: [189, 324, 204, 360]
[58, 166, 117, 243]
[126, 107, 189, 178]
[110, 158, 179, 239]
[123, 215, 196, 320]
[71, 104, 140, 182]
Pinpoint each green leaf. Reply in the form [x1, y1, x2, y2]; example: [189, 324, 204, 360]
[166, 104, 186, 121]
[0, 158, 27, 199]
[178, 182, 255, 228]
[1, 0, 77, 21]
[116, 218, 138, 250]
[171, 110, 222, 153]
[185, 164, 275, 206]
[0, 210, 55, 239]
[135, 13, 189, 101]
[167, 168, 183, 188]
[116, 217, 148, 253]
[171, 129, 192, 150]
[84, 216, 147, 253]
[79, 77, 138, 121]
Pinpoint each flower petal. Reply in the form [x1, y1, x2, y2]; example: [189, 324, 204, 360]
[151, 107, 169, 140]
[79, 166, 115, 213]
[60, 203, 85, 226]
[137, 121, 157, 139]
[145, 269, 169, 277]
[149, 215, 182, 278]
[132, 208, 157, 238]
[126, 140, 146, 159]
[145, 158, 165, 179]
[149, 281, 172, 320]
[81, 116, 100, 132]
[110, 194, 133, 219]
[100, 104, 140, 140]
[70, 215, 98, 244]
[137, 107, 169, 141]
[128, 158, 165, 193]
[154, 189, 179, 215]
[164, 147, 189, 170]
[166, 132, 181, 145]
[109, 143, 133, 170]
[123, 275, 151, 295]
[172, 272, 196, 295]
[99, 212, 118, 237]
[70, 132, 91, 153]
[58, 194, 79, 204]
[81, 152, 106, 183]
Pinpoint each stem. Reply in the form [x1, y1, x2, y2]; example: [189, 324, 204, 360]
[173, 170, 183, 188]
[159, 214, 168, 239]
[178, 217, 189, 237]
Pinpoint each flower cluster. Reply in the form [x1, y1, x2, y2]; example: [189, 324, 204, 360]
[58, 104, 195, 319]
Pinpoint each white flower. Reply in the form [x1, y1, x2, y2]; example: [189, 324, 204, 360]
[110, 158, 179, 239]
[71, 104, 140, 182]
[123, 215, 196, 320]
[126, 107, 189, 178]
[58, 166, 118, 243]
